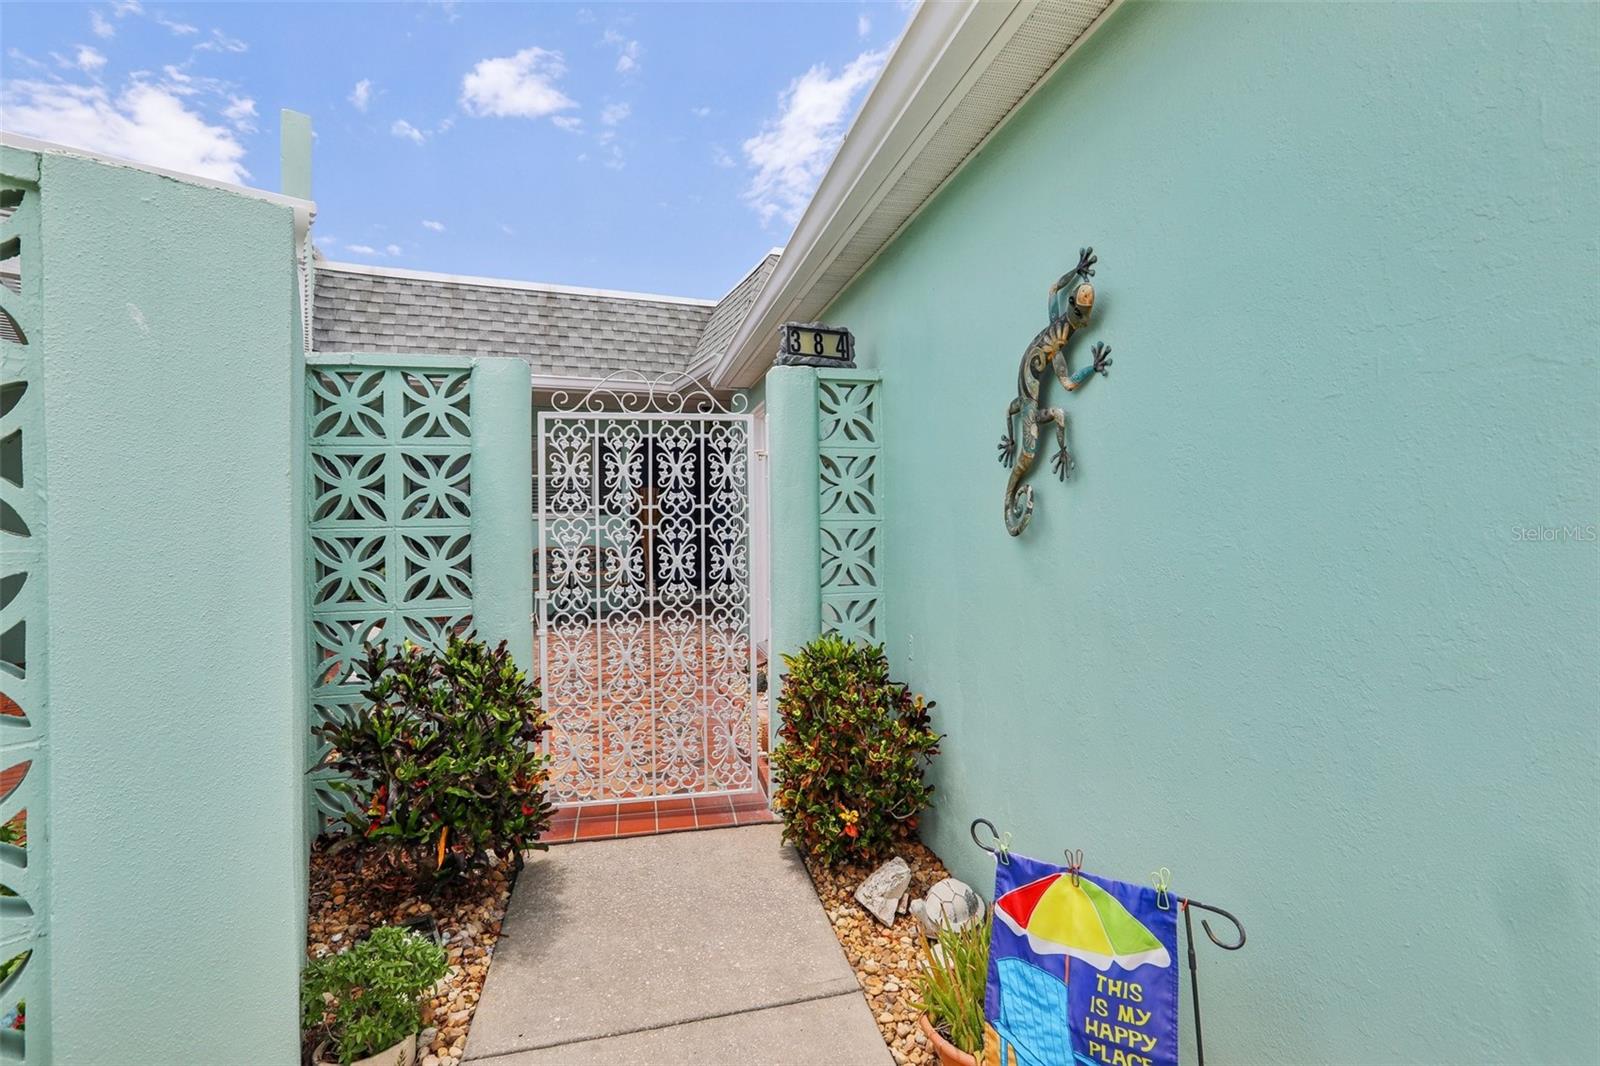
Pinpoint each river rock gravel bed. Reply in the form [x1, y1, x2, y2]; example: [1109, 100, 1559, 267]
[304, 840, 515, 1066]
[804, 840, 955, 1066]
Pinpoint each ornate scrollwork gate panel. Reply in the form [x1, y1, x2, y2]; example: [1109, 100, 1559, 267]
[538, 376, 755, 805]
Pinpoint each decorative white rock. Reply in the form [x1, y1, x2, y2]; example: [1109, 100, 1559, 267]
[910, 877, 985, 938]
[854, 856, 912, 926]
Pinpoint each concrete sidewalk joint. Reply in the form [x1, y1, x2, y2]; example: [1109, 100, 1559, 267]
[464, 824, 892, 1065]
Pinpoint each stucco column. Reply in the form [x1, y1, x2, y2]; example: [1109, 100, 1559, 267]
[279, 109, 312, 200]
[764, 365, 821, 731]
[36, 151, 307, 1062]
[470, 358, 535, 670]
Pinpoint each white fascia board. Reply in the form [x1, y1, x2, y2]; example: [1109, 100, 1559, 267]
[709, 0, 1123, 391]
[708, 0, 1019, 389]
[318, 260, 716, 307]
[0, 129, 316, 231]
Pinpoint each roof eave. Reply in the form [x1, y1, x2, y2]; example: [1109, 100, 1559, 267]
[709, 0, 1122, 390]
[708, 0, 998, 389]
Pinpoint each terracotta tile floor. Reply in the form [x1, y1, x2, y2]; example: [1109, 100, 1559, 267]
[534, 627, 776, 844]
[539, 757, 776, 844]
[539, 791, 778, 845]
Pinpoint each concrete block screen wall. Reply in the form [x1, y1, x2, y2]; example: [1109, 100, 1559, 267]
[0, 142, 311, 1062]
[1, 148, 49, 1066]
[816, 4, 1598, 1064]
[305, 354, 533, 827]
[764, 367, 887, 728]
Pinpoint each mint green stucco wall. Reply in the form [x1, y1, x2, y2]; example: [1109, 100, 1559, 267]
[471, 359, 535, 670]
[822, 4, 1598, 1062]
[38, 153, 307, 1062]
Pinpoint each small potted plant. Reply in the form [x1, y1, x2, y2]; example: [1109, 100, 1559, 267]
[302, 925, 448, 1066]
[911, 911, 992, 1066]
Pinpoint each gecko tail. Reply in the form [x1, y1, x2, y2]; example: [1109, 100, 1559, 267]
[1004, 483, 1034, 537]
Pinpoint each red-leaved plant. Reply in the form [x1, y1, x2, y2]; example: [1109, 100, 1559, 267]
[313, 635, 552, 880]
[771, 634, 940, 865]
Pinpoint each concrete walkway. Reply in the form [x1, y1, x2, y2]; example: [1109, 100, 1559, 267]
[464, 824, 893, 1066]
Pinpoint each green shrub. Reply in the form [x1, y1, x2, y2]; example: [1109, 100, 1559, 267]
[313, 635, 552, 879]
[301, 926, 447, 1065]
[912, 911, 993, 1055]
[770, 634, 939, 864]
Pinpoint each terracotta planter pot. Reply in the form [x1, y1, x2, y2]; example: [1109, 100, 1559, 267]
[918, 1013, 978, 1066]
[315, 1033, 417, 1066]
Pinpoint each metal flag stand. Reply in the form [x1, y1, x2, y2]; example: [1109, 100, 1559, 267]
[970, 818, 1247, 1066]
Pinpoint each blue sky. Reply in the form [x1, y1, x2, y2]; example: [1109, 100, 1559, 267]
[0, 1, 912, 296]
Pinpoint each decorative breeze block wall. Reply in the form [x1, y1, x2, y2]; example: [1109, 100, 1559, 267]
[817, 372, 883, 644]
[1, 174, 46, 1064]
[306, 364, 474, 821]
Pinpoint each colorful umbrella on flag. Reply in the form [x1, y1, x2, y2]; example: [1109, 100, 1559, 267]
[995, 872, 1172, 972]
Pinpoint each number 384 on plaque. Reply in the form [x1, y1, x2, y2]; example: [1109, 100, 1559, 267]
[777, 322, 855, 367]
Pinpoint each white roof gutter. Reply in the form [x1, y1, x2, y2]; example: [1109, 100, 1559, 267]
[710, 0, 1120, 390]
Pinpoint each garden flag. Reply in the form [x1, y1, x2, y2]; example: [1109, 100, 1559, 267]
[984, 850, 1178, 1066]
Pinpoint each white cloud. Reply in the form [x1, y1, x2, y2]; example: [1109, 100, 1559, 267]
[0, 78, 248, 183]
[391, 119, 426, 144]
[385, 243, 402, 256]
[157, 16, 199, 35]
[195, 29, 247, 54]
[111, 0, 143, 16]
[73, 45, 107, 73]
[595, 129, 624, 170]
[601, 29, 640, 75]
[421, 219, 445, 232]
[599, 101, 629, 126]
[346, 244, 379, 255]
[690, 106, 711, 119]
[551, 114, 583, 132]
[460, 46, 576, 120]
[349, 78, 372, 112]
[711, 144, 735, 168]
[91, 11, 115, 39]
[6, 49, 47, 73]
[499, 223, 515, 235]
[858, 13, 872, 37]
[742, 48, 887, 226]
[222, 95, 256, 130]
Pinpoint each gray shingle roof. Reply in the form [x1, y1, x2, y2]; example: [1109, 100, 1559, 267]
[692, 252, 780, 366]
[312, 263, 717, 379]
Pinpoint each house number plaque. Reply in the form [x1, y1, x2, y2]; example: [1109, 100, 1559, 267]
[776, 322, 855, 368]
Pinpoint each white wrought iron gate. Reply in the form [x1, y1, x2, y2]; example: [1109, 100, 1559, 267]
[537, 378, 757, 806]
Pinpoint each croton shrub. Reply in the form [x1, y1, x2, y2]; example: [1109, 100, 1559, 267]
[313, 635, 553, 879]
[771, 634, 940, 865]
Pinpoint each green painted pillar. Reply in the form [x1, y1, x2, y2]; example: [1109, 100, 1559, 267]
[37, 151, 306, 1064]
[764, 366, 821, 730]
[280, 109, 312, 200]
[470, 358, 535, 671]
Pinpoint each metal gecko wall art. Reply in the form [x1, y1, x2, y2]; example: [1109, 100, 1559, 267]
[998, 247, 1114, 536]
